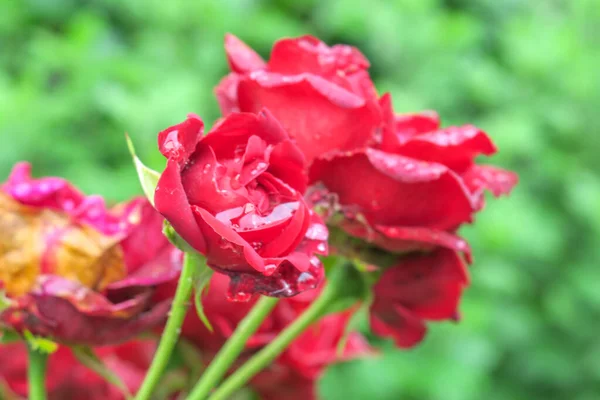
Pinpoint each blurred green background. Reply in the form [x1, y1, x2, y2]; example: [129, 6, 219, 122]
[1, 0, 599, 399]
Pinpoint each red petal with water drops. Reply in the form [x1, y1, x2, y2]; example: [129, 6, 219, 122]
[157, 114, 204, 163]
[311, 148, 474, 230]
[237, 73, 380, 164]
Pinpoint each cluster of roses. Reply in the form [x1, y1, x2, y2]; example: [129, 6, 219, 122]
[0, 35, 517, 399]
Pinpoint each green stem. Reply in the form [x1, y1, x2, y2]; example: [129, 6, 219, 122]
[134, 252, 199, 400]
[27, 345, 48, 400]
[208, 286, 338, 400]
[187, 296, 279, 400]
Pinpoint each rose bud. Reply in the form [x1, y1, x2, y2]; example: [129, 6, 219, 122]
[0, 340, 155, 400]
[0, 163, 181, 345]
[309, 94, 517, 259]
[215, 34, 382, 165]
[154, 110, 328, 300]
[369, 248, 469, 348]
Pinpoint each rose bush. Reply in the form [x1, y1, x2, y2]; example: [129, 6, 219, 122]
[154, 110, 328, 300]
[0, 163, 180, 345]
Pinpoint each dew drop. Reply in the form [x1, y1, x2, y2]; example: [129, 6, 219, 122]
[231, 291, 251, 302]
[263, 264, 277, 276]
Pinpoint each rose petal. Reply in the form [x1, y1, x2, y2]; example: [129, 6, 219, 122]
[157, 114, 204, 163]
[311, 149, 474, 230]
[237, 73, 379, 164]
[155, 158, 207, 254]
[215, 73, 241, 115]
[225, 33, 266, 73]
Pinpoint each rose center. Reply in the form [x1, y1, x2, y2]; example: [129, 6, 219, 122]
[0, 194, 127, 297]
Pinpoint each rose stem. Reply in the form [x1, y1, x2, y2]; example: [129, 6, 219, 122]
[134, 251, 199, 400]
[186, 296, 279, 400]
[27, 345, 48, 400]
[207, 284, 338, 400]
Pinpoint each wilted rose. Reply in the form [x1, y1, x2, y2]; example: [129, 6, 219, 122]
[0, 163, 181, 345]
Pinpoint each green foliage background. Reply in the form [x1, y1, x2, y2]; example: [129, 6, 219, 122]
[1, 0, 599, 399]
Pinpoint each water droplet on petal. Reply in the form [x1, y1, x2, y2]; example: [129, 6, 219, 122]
[229, 291, 251, 302]
[263, 264, 277, 276]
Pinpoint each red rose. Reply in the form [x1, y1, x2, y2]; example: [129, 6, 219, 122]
[154, 110, 328, 300]
[215, 34, 382, 165]
[0, 340, 155, 400]
[0, 163, 180, 345]
[369, 248, 469, 347]
[310, 94, 517, 256]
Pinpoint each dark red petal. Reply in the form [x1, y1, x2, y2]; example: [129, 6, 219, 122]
[215, 74, 241, 115]
[224, 255, 323, 300]
[311, 149, 474, 230]
[155, 158, 207, 254]
[374, 249, 468, 320]
[251, 367, 317, 400]
[157, 114, 204, 163]
[3, 276, 171, 346]
[338, 218, 471, 260]
[237, 73, 379, 164]
[224, 33, 266, 73]
[369, 301, 428, 348]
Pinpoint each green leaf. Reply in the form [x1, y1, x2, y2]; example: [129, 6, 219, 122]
[321, 259, 371, 316]
[125, 134, 160, 207]
[0, 289, 11, 312]
[72, 346, 133, 400]
[193, 255, 215, 332]
[23, 330, 58, 354]
[0, 329, 21, 344]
